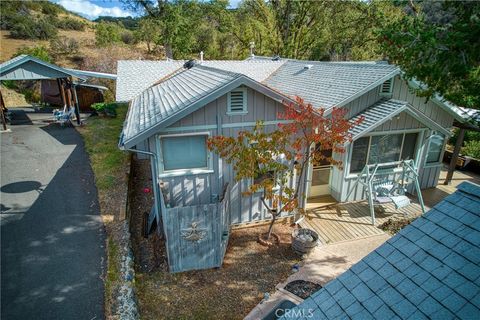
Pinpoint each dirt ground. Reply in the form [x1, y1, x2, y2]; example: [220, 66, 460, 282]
[129, 159, 301, 319]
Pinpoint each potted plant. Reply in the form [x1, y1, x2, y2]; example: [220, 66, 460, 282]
[291, 228, 319, 255]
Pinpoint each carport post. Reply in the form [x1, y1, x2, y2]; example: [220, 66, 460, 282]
[0, 89, 7, 130]
[57, 79, 67, 110]
[71, 82, 81, 125]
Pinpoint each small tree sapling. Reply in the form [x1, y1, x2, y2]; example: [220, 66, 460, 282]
[208, 97, 362, 242]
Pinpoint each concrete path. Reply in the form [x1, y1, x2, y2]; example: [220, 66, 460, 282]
[1, 109, 105, 320]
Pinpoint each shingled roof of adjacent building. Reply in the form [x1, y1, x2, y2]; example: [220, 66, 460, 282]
[264, 60, 399, 109]
[282, 181, 480, 320]
[116, 59, 285, 102]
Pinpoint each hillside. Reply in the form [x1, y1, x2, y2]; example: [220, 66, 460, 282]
[0, 1, 160, 69]
[0, 0, 164, 104]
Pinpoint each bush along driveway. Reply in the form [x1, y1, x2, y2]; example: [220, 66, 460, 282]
[76, 104, 139, 319]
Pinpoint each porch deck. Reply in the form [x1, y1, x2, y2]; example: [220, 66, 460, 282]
[301, 195, 425, 245]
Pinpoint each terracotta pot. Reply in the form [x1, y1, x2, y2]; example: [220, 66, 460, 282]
[291, 228, 319, 255]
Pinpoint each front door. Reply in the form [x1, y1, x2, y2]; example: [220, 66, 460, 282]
[308, 148, 332, 197]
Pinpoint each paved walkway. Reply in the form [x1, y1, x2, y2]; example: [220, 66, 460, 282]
[1, 110, 105, 320]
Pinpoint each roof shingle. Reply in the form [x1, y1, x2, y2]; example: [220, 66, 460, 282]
[281, 182, 480, 320]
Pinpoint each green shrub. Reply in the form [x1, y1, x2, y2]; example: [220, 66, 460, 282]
[55, 18, 85, 31]
[41, 2, 61, 15]
[10, 17, 57, 40]
[463, 140, 480, 159]
[449, 128, 480, 146]
[14, 45, 52, 63]
[22, 88, 41, 103]
[95, 22, 122, 46]
[1, 80, 17, 90]
[120, 30, 137, 45]
[91, 102, 118, 117]
[49, 37, 80, 56]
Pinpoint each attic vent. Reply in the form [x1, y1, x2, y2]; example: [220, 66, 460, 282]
[380, 78, 394, 95]
[304, 64, 313, 70]
[227, 88, 247, 114]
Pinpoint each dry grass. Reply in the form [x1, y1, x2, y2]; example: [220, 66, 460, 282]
[0, 85, 30, 107]
[77, 104, 131, 318]
[135, 223, 300, 320]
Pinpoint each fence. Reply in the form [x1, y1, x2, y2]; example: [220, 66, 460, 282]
[160, 184, 230, 273]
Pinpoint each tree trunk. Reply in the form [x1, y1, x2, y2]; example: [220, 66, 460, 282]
[266, 211, 277, 240]
[164, 43, 173, 59]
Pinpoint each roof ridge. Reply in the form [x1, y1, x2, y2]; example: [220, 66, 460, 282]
[193, 64, 243, 78]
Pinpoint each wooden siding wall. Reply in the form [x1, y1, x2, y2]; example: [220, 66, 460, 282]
[155, 87, 292, 225]
[344, 85, 382, 119]
[392, 76, 453, 127]
[338, 77, 454, 202]
[373, 112, 425, 132]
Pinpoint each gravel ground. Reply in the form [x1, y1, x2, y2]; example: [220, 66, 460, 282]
[128, 158, 301, 319]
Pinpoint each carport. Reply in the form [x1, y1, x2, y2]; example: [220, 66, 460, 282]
[0, 54, 116, 129]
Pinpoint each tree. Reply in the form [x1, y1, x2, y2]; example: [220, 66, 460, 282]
[14, 45, 52, 63]
[95, 21, 122, 47]
[208, 97, 362, 242]
[379, 1, 480, 109]
[135, 19, 161, 53]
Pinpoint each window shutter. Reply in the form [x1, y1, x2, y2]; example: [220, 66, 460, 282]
[381, 78, 393, 94]
[228, 89, 247, 113]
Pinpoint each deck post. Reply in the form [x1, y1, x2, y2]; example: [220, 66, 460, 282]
[443, 127, 465, 185]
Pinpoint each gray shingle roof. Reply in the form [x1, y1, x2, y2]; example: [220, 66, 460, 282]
[121, 66, 241, 147]
[283, 181, 480, 320]
[264, 60, 399, 109]
[115, 60, 285, 102]
[116, 60, 184, 102]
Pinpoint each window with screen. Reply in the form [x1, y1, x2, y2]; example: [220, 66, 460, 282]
[160, 135, 208, 171]
[350, 137, 369, 173]
[426, 134, 445, 164]
[349, 132, 420, 174]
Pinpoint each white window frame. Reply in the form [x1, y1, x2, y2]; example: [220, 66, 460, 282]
[424, 132, 446, 166]
[227, 87, 248, 115]
[347, 129, 423, 177]
[156, 132, 214, 178]
[380, 77, 394, 97]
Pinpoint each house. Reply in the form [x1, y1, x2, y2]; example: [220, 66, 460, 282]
[278, 181, 480, 319]
[116, 57, 474, 272]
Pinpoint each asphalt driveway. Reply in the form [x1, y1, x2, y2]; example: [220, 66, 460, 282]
[1, 109, 105, 319]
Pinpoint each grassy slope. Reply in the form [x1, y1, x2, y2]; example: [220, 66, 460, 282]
[77, 104, 130, 318]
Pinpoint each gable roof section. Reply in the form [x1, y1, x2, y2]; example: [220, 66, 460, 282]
[115, 60, 286, 102]
[349, 99, 451, 141]
[120, 65, 290, 149]
[0, 54, 85, 80]
[264, 60, 400, 110]
[283, 181, 480, 320]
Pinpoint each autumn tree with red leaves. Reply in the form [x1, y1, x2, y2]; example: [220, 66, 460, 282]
[208, 97, 363, 242]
